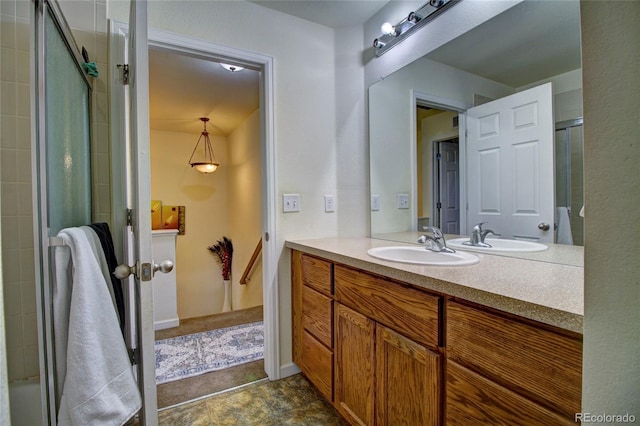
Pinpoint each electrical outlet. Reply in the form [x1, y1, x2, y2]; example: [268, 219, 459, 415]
[371, 195, 380, 211]
[324, 195, 335, 212]
[397, 193, 409, 209]
[282, 194, 300, 212]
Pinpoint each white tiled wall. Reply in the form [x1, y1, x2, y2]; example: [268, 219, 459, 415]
[1, 0, 39, 382]
[1, 0, 109, 382]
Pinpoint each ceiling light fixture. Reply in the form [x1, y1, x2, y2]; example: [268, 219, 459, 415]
[220, 63, 244, 72]
[373, 0, 459, 57]
[188, 117, 219, 174]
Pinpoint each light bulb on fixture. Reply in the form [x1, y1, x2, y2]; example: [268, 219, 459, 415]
[381, 22, 397, 36]
[188, 117, 220, 174]
[220, 63, 244, 72]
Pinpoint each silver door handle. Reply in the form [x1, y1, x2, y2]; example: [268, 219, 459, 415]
[538, 222, 551, 231]
[153, 259, 174, 275]
[114, 260, 167, 281]
[114, 262, 138, 279]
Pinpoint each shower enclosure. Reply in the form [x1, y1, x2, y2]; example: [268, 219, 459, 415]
[555, 118, 584, 246]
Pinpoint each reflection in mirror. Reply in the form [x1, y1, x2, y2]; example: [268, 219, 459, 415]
[369, 0, 584, 266]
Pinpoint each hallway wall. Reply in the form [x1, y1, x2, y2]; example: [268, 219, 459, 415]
[228, 109, 263, 310]
[150, 129, 230, 319]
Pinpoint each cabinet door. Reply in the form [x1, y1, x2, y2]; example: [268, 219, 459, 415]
[376, 324, 441, 426]
[335, 303, 375, 426]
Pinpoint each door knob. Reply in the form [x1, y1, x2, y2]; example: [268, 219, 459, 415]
[538, 222, 551, 231]
[153, 259, 174, 275]
[114, 263, 137, 279]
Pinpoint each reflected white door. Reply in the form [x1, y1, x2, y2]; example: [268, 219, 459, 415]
[466, 83, 554, 242]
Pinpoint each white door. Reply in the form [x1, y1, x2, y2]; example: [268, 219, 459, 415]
[122, 1, 158, 423]
[466, 83, 554, 242]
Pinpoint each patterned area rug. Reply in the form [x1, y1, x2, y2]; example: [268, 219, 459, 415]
[155, 321, 264, 385]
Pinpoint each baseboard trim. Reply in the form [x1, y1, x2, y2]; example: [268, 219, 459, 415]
[279, 362, 301, 379]
[154, 318, 180, 331]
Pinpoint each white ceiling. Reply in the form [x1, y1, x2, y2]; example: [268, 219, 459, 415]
[424, 0, 582, 88]
[149, 49, 260, 136]
[247, 0, 389, 28]
[148, 0, 582, 136]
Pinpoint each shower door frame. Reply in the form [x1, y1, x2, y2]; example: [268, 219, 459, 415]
[32, 0, 95, 423]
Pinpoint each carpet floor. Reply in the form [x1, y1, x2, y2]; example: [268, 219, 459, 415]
[155, 321, 264, 385]
[156, 306, 267, 408]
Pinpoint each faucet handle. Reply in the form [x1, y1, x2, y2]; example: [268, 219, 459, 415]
[473, 222, 488, 231]
[423, 226, 443, 238]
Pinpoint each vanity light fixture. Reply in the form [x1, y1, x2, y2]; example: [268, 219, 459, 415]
[373, 0, 459, 57]
[220, 63, 244, 72]
[188, 117, 219, 174]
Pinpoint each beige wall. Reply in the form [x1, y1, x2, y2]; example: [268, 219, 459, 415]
[581, 0, 640, 415]
[150, 129, 231, 319]
[228, 109, 263, 310]
[150, 109, 262, 318]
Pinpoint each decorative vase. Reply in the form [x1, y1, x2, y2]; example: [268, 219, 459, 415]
[222, 279, 232, 312]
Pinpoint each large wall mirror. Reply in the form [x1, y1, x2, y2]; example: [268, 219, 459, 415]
[369, 0, 584, 266]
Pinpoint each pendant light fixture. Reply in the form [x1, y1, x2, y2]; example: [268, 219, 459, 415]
[188, 117, 219, 174]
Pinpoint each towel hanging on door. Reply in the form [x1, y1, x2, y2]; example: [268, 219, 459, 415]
[53, 227, 141, 426]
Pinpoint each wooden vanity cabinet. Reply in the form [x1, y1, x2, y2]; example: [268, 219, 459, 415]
[334, 265, 442, 426]
[445, 300, 582, 424]
[291, 249, 582, 426]
[292, 251, 334, 401]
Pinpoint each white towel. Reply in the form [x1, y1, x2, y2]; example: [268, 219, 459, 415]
[54, 227, 141, 426]
[556, 207, 574, 245]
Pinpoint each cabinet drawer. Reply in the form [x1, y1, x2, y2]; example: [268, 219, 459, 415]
[446, 361, 574, 425]
[302, 284, 332, 348]
[335, 265, 440, 348]
[299, 330, 333, 402]
[446, 300, 582, 418]
[300, 254, 333, 296]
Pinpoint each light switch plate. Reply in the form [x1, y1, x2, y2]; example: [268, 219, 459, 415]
[283, 194, 300, 212]
[324, 195, 335, 212]
[371, 195, 380, 211]
[397, 193, 409, 209]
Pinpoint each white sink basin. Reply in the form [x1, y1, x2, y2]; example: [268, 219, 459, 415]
[447, 238, 548, 253]
[367, 246, 479, 266]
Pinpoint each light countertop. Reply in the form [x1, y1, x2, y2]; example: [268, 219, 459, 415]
[286, 237, 583, 334]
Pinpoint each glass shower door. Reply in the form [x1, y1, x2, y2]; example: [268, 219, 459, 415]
[43, 5, 92, 234]
[34, 1, 93, 423]
[555, 119, 584, 246]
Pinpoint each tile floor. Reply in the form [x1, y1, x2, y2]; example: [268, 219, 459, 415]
[158, 374, 347, 425]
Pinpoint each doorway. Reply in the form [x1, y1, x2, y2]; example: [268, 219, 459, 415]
[147, 46, 265, 408]
[109, 21, 279, 420]
[416, 103, 460, 233]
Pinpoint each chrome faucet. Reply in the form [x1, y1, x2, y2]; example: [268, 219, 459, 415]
[463, 222, 496, 247]
[418, 226, 456, 253]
